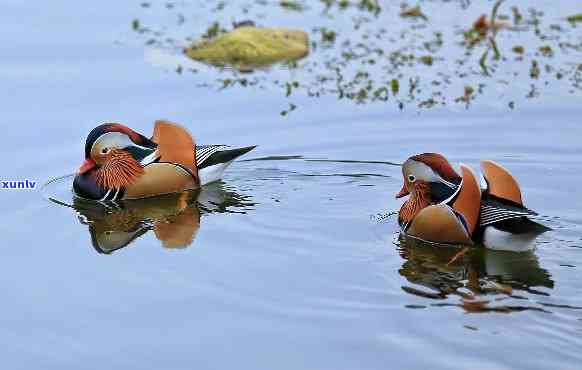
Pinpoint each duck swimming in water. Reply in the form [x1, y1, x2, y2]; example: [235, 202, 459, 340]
[396, 153, 550, 251]
[73, 120, 256, 201]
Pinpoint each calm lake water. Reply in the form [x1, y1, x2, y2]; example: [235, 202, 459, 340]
[1, 0, 581, 369]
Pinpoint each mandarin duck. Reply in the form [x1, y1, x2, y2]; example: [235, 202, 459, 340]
[73, 120, 256, 201]
[396, 153, 551, 251]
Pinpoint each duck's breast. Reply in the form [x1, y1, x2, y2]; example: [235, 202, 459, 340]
[406, 204, 474, 245]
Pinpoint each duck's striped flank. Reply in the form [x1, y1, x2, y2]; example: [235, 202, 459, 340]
[479, 198, 537, 227]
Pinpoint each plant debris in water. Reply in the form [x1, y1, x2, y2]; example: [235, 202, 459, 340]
[400, 5, 427, 21]
[279, 0, 304, 12]
[566, 13, 582, 24]
[132, 0, 582, 111]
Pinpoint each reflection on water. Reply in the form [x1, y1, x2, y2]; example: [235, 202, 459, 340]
[50, 182, 255, 254]
[398, 235, 554, 313]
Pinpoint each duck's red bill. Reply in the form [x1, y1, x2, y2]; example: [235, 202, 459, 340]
[77, 159, 96, 174]
[395, 183, 409, 198]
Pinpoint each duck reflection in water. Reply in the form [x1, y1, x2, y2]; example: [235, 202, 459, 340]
[398, 235, 554, 313]
[68, 182, 254, 253]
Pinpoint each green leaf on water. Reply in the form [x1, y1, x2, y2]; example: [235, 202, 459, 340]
[530, 60, 540, 79]
[419, 55, 433, 66]
[566, 14, 582, 23]
[539, 45, 553, 57]
[390, 79, 399, 96]
[512, 45, 525, 54]
[280, 0, 304, 12]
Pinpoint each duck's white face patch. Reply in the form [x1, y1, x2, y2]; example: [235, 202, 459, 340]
[90, 132, 136, 159]
[402, 159, 458, 193]
[403, 160, 443, 183]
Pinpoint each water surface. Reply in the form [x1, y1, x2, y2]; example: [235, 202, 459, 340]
[1, 1, 581, 369]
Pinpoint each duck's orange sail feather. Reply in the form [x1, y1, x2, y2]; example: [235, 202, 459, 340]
[481, 160, 523, 205]
[152, 120, 198, 182]
[451, 164, 481, 235]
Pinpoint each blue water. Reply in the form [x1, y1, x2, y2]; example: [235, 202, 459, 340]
[1, 1, 581, 369]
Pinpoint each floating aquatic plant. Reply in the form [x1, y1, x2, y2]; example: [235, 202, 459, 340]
[185, 26, 309, 69]
[566, 13, 582, 24]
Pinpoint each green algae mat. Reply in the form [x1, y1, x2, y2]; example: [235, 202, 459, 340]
[185, 26, 309, 69]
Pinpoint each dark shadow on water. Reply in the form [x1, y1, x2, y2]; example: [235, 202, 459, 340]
[241, 155, 306, 162]
[397, 234, 555, 313]
[50, 182, 255, 254]
[304, 159, 401, 166]
[297, 172, 390, 178]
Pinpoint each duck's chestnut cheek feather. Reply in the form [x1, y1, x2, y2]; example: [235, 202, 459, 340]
[77, 159, 97, 175]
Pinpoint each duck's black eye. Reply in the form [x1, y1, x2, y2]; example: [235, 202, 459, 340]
[101, 148, 110, 155]
[408, 174, 416, 182]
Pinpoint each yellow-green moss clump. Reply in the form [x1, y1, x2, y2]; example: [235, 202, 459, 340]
[185, 26, 309, 69]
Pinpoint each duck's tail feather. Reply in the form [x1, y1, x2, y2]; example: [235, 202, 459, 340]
[197, 145, 257, 169]
[487, 217, 552, 235]
[196, 145, 257, 185]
